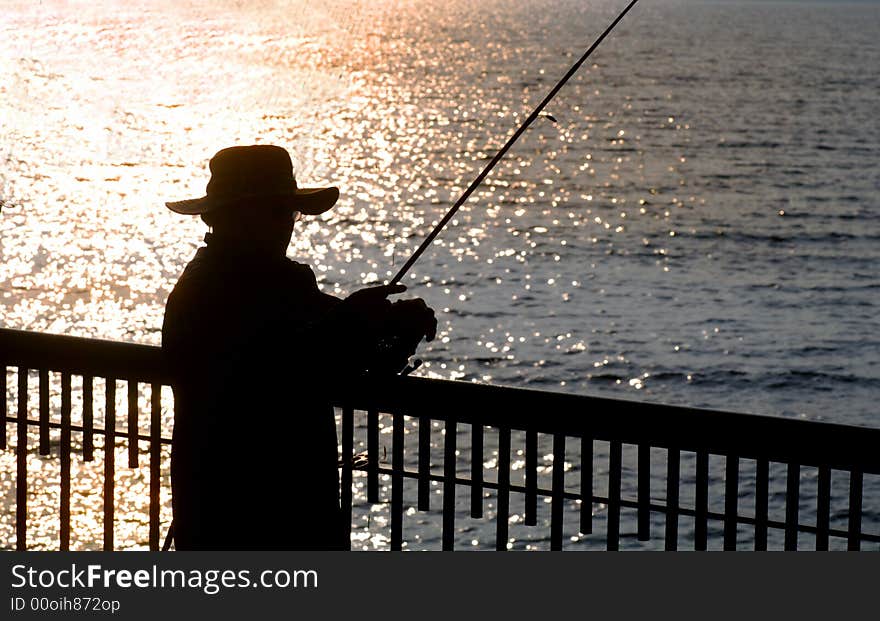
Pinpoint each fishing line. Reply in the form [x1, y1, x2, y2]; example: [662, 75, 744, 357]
[389, 0, 642, 285]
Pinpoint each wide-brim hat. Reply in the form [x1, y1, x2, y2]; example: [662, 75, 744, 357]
[165, 144, 339, 216]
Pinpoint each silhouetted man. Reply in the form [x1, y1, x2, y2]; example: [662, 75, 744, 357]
[162, 145, 436, 550]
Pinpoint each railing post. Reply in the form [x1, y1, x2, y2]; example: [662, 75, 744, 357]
[60, 372, 72, 551]
[442, 417, 457, 550]
[39, 368, 49, 456]
[607, 440, 622, 551]
[695, 451, 709, 551]
[815, 465, 831, 551]
[580, 436, 593, 535]
[525, 430, 538, 526]
[391, 411, 404, 550]
[665, 448, 680, 551]
[1, 362, 7, 450]
[784, 462, 800, 551]
[127, 380, 138, 468]
[83, 375, 94, 462]
[724, 455, 739, 551]
[470, 423, 483, 519]
[103, 378, 116, 551]
[341, 406, 354, 547]
[418, 416, 430, 511]
[367, 409, 379, 504]
[550, 433, 565, 550]
[847, 468, 863, 551]
[496, 426, 511, 551]
[16, 368, 28, 551]
[149, 384, 162, 551]
[754, 458, 769, 551]
[637, 443, 650, 542]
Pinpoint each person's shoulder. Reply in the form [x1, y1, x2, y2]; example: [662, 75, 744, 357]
[283, 257, 315, 274]
[282, 257, 320, 290]
[175, 247, 210, 277]
[166, 248, 219, 306]
[280, 259, 340, 308]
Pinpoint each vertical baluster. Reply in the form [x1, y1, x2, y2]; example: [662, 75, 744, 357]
[754, 458, 768, 551]
[1, 363, 7, 450]
[607, 440, 622, 551]
[390, 412, 404, 551]
[550, 433, 565, 551]
[442, 418, 457, 550]
[340, 406, 354, 546]
[149, 384, 162, 551]
[637, 443, 650, 541]
[496, 426, 511, 551]
[847, 468, 863, 552]
[784, 462, 800, 551]
[471, 423, 483, 519]
[367, 409, 379, 503]
[665, 448, 680, 551]
[695, 451, 709, 551]
[39, 368, 50, 455]
[16, 368, 28, 550]
[60, 372, 72, 551]
[83, 375, 94, 462]
[815, 465, 831, 551]
[418, 416, 430, 511]
[104, 378, 116, 551]
[127, 380, 138, 468]
[525, 429, 537, 526]
[580, 436, 593, 535]
[724, 455, 739, 551]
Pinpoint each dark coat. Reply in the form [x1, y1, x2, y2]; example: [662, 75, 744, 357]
[162, 236, 351, 550]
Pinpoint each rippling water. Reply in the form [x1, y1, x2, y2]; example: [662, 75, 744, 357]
[2, 0, 878, 549]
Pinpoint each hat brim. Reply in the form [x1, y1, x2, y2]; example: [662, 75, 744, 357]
[165, 186, 340, 216]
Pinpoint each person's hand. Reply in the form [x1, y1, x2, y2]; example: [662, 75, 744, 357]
[367, 297, 437, 374]
[386, 298, 437, 344]
[333, 285, 437, 375]
[339, 284, 407, 332]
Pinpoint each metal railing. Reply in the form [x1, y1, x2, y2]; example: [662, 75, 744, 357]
[2, 327, 879, 550]
[1, 329, 170, 551]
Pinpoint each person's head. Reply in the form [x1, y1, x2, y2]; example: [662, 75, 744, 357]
[199, 196, 303, 255]
[165, 144, 339, 255]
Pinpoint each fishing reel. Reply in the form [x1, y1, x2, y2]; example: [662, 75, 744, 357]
[368, 333, 423, 376]
[361, 295, 436, 376]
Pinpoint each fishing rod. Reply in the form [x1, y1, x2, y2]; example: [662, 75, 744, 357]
[389, 0, 642, 285]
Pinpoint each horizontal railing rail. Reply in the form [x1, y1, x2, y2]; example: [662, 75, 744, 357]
[341, 376, 880, 475]
[0, 328, 170, 383]
[2, 327, 878, 551]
